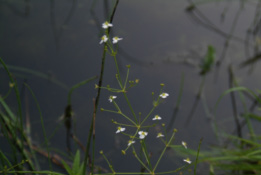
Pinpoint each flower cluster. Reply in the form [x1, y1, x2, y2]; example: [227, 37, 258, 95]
[100, 21, 123, 45]
[108, 91, 170, 142]
[99, 21, 193, 170]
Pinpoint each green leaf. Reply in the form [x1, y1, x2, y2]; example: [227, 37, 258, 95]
[200, 45, 215, 75]
[72, 150, 81, 174]
[61, 159, 72, 175]
[243, 113, 261, 121]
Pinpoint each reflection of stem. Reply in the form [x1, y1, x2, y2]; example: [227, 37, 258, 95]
[185, 76, 205, 126]
[3, 0, 31, 17]
[187, 0, 246, 44]
[228, 65, 242, 141]
[50, 0, 77, 50]
[167, 73, 184, 132]
[228, 66, 256, 142]
[216, 1, 243, 76]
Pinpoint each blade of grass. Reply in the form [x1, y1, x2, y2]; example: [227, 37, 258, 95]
[24, 83, 52, 170]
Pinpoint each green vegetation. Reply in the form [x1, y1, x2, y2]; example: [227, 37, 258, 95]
[1, 1, 261, 175]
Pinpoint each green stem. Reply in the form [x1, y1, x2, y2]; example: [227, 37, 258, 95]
[123, 92, 138, 123]
[194, 138, 203, 175]
[24, 83, 52, 170]
[83, 1, 120, 173]
[67, 76, 97, 105]
[141, 140, 152, 170]
[140, 106, 156, 125]
[123, 67, 130, 90]
[4, 171, 65, 175]
[111, 54, 138, 123]
[132, 147, 151, 173]
[101, 152, 115, 174]
[120, 112, 138, 126]
[153, 131, 176, 172]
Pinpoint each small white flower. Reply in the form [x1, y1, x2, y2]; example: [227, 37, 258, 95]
[112, 36, 123, 44]
[182, 141, 187, 149]
[128, 140, 135, 146]
[100, 35, 108, 44]
[108, 96, 117, 102]
[156, 133, 164, 138]
[138, 131, 148, 139]
[102, 21, 113, 29]
[116, 127, 125, 134]
[152, 115, 162, 120]
[184, 158, 192, 164]
[160, 92, 169, 98]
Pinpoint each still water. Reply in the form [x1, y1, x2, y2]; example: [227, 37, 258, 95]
[1, 0, 261, 173]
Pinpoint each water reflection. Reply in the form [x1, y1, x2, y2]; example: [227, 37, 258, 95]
[1, 0, 261, 174]
[1, 0, 31, 17]
[50, 0, 77, 50]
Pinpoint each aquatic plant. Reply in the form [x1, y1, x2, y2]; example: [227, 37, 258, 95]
[0, 18, 201, 175]
[92, 21, 200, 175]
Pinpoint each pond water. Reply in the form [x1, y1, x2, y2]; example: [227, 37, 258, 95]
[1, 0, 261, 174]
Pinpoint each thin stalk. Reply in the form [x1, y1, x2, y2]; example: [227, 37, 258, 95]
[0, 58, 24, 152]
[24, 83, 52, 170]
[123, 67, 130, 89]
[83, 1, 120, 174]
[93, 172, 153, 175]
[91, 99, 97, 173]
[123, 92, 138, 123]
[141, 140, 152, 170]
[167, 73, 185, 132]
[2, 85, 13, 100]
[154, 165, 188, 174]
[120, 112, 138, 126]
[112, 101, 122, 112]
[194, 138, 203, 175]
[231, 71, 256, 141]
[185, 75, 205, 125]
[132, 148, 151, 173]
[228, 66, 242, 140]
[113, 55, 123, 89]
[4, 171, 65, 175]
[101, 153, 115, 174]
[153, 131, 176, 172]
[112, 55, 138, 123]
[140, 106, 156, 125]
[67, 76, 97, 105]
[0, 64, 68, 90]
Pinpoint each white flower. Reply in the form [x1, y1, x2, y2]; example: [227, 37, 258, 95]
[152, 115, 162, 120]
[138, 131, 148, 139]
[102, 21, 113, 29]
[128, 140, 135, 146]
[108, 96, 117, 102]
[100, 35, 108, 44]
[112, 36, 123, 44]
[116, 127, 125, 134]
[184, 158, 192, 164]
[156, 133, 164, 138]
[182, 141, 187, 149]
[160, 92, 169, 98]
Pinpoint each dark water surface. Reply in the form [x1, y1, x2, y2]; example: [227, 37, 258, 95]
[1, 0, 261, 173]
